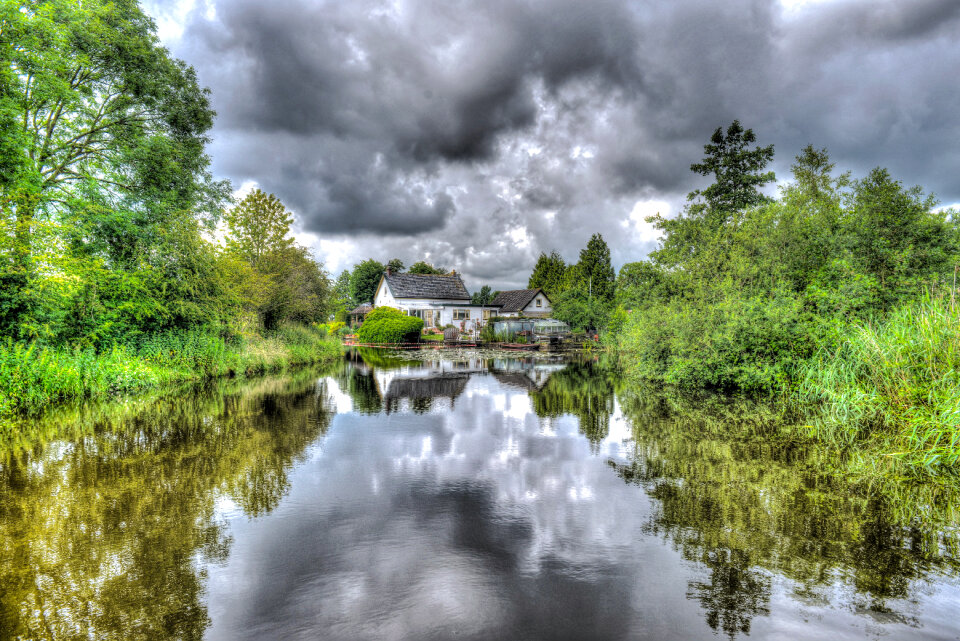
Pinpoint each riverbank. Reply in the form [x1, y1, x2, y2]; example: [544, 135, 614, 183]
[0, 324, 343, 420]
[611, 295, 960, 479]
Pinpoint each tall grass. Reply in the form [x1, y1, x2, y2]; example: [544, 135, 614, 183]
[796, 294, 960, 475]
[0, 325, 343, 418]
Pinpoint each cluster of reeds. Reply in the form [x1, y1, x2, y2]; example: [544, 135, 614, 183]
[0, 325, 343, 419]
[796, 294, 960, 475]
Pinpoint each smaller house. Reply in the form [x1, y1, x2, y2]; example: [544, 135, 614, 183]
[347, 303, 373, 328]
[489, 288, 552, 318]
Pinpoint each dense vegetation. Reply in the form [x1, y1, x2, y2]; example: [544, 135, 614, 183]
[355, 306, 423, 344]
[528, 234, 617, 332]
[0, 1, 339, 418]
[606, 122, 959, 474]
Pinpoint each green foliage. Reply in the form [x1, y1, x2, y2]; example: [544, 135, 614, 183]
[386, 258, 405, 273]
[408, 260, 446, 275]
[615, 261, 673, 309]
[616, 132, 959, 401]
[527, 251, 568, 298]
[650, 120, 776, 270]
[471, 285, 495, 305]
[571, 234, 616, 303]
[349, 259, 385, 305]
[0, 0, 248, 345]
[0, 0, 229, 336]
[255, 246, 333, 330]
[797, 295, 960, 475]
[552, 288, 611, 333]
[355, 307, 423, 344]
[224, 189, 295, 264]
[0, 327, 342, 419]
[689, 120, 775, 214]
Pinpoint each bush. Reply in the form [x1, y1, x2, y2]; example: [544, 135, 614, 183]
[356, 307, 423, 344]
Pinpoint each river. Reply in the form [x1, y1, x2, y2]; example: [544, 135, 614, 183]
[1, 350, 958, 640]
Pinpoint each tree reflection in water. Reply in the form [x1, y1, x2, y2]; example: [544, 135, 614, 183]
[0, 369, 336, 641]
[530, 358, 617, 448]
[613, 386, 960, 638]
[1, 354, 958, 640]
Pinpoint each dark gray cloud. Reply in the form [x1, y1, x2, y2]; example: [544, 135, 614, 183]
[154, 0, 960, 287]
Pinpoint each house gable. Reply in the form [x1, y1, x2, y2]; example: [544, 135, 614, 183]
[490, 288, 550, 313]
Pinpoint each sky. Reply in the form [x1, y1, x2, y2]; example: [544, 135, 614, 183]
[143, 0, 960, 290]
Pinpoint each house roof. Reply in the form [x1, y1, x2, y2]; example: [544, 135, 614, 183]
[349, 303, 373, 314]
[489, 288, 547, 312]
[383, 272, 470, 300]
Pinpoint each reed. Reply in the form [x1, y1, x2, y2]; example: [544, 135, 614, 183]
[796, 294, 960, 475]
[0, 325, 343, 418]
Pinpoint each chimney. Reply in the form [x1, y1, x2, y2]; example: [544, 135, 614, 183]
[385, 267, 392, 276]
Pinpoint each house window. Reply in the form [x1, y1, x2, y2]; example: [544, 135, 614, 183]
[407, 309, 424, 319]
[536, 298, 542, 307]
[453, 309, 469, 321]
[483, 309, 493, 320]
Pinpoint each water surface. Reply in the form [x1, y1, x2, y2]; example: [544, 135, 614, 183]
[1, 351, 958, 640]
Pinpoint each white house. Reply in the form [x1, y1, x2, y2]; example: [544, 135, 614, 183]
[372, 270, 491, 332]
[488, 288, 553, 318]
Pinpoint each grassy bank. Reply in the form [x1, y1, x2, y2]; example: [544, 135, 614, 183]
[797, 296, 960, 475]
[0, 324, 343, 419]
[613, 295, 960, 477]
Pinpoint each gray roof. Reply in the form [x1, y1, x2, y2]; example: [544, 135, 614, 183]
[384, 272, 470, 300]
[349, 303, 373, 314]
[489, 288, 547, 312]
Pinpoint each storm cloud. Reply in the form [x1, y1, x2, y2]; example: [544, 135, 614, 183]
[153, 0, 960, 287]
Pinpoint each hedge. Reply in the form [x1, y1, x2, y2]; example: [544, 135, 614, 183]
[356, 307, 423, 344]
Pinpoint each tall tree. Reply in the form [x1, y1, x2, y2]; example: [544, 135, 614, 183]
[528, 251, 567, 298]
[224, 189, 294, 265]
[846, 168, 952, 308]
[333, 269, 352, 304]
[688, 120, 776, 220]
[349, 259, 385, 304]
[386, 258, 405, 273]
[0, 0, 225, 263]
[408, 260, 445, 275]
[0, 0, 227, 337]
[650, 121, 775, 270]
[573, 234, 616, 302]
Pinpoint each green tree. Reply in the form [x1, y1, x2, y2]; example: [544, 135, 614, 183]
[0, 0, 228, 339]
[349, 259, 385, 304]
[386, 258, 405, 273]
[528, 251, 568, 298]
[221, 190, 330, 329]
[224, 189, 294, 265]
[257, 246, 332, 328]
[471, 285, 494, 305]
[408, 260, 445, 275]
[650, 121, 774, 271]
[616, 261, 672, 309]
[846, 168, 952, 308]
[552, 288, 611, 333]
[689, 119, 776, 219]
[572, 234, 616, 303]
[331, 269, 353, 321]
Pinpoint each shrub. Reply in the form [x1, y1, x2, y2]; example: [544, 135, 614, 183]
[356, 307, 423, 344]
